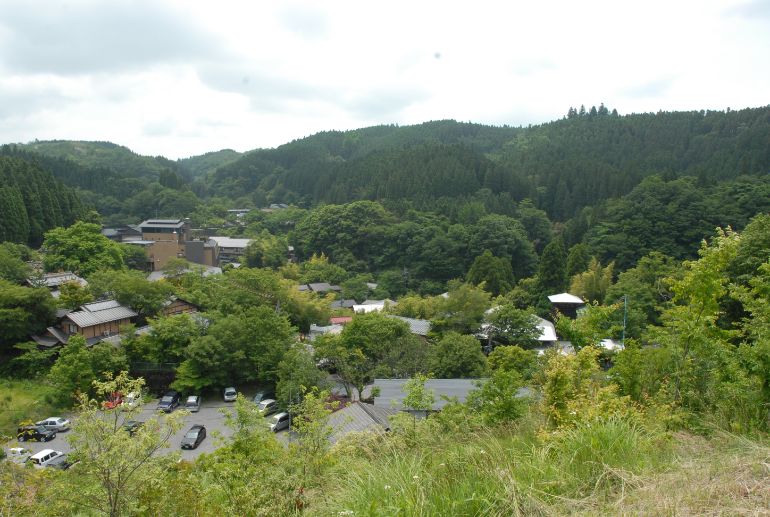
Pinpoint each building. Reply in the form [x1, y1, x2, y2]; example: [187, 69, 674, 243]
[548, 292, 586, 318]
[372, 378, 483, 412]
[32, 300, 137, 348]
[353, 299, 395, 314]
[27, 272, 87, 298]
[387, 315, 431, 337]
[207, 236, 253, 265]
[160, 296, 199, 317]
[101, 225, 142, 242]
[327, 402, 400, 444]
[132, 219, 190, 271]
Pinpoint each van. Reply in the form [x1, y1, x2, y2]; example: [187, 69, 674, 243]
[28, 449, 66, 469]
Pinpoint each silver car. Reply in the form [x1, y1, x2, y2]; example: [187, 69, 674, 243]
[269, 412, 291, 432]
[185, 395, 201, 412]
[35, 417, 71, 432]
[223, 387, 237, 402]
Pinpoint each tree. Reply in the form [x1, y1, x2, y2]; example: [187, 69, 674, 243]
[42, 221, 125, 276]
[54, 372, 185, 517]
[313, 334, 370, 400]
[570, 257, 614, 303]
[47, 335, 128, 405]
[487, 345, 538, 380]
[432, 281, 491, 335]
[469, 215, 537, 280]
[467, 370, 527, 424]
[57, 280, 94, 310]
[0, 279, 56, 350]
[89, 270, 174, 317]
[566, 243, 591, 279]
[289, 388, 337, 482]
[128, 313, 203, 364]
[402, 373, 436, 415]
[466, 250, 514, 296]
[428, 332, 487, 378]
[538, 237, 567, 293]
[276, 344, 328, 406]
[244, 231, 288, 269]
[555, 302, 622, 351]
[0, 244, 30, 283]
[485, 304, 541, 349]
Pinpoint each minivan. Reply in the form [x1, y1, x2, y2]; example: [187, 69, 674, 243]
[270, 412, 291, 432]
[28, 449, 66, 469]
[185, 395, 201, 412]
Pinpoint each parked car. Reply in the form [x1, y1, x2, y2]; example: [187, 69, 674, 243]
[124, 391, 141, 408]
[252, 390, 275, 405]
[35, 417, 71, 432]
[5, 447, 32, 464]
[180, 425, 207, 450]
[122, 420, 144, 436]
[157, 391, 180, 413]
[269, 412, 291, 432]
[223, 387, 237, 402]
[185, 395, 201, 412]
[257, 399, 278, 416]
[28, 449, 66, 469]
[17, 425, 56, 442]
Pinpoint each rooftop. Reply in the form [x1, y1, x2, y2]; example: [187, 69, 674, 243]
[28, 272, 87, 289]
[65, 300, 137, 328]
[208, 236, 252, 249]
[328, 402, 400, 444]
[387, 315, 431, 336]
[139, 219, 186, 229]
[548, 292, 585, 304]
[373, 378, 483, 411]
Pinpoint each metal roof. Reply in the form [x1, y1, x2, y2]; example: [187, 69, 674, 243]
[548, 292, 585, 304]
[139, 219, 186, 228]
[536, 316, 558, 342]
[208, 236, 252, 249]
[387, 315, 431, 336]
[373, 378, 483, 411]
[65, 300, 137, 328]
[28, 272, 87, 288]
[328, 402, 400, 444]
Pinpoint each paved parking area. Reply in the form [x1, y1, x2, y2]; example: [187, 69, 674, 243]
[9, 397, 285, 461]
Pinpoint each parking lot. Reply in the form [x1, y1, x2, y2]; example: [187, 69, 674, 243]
[9, 395, 286, 462]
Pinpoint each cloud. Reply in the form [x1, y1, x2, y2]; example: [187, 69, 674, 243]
[278, 4, 329, 39]
[0, 0, 223, 76]
[727, 0, 770, 20]
[620, 77, 675, 99]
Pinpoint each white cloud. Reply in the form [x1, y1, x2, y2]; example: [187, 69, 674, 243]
[0, 0, 768, 158]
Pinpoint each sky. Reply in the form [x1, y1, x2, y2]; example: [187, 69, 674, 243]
[0, 0, 768, 159]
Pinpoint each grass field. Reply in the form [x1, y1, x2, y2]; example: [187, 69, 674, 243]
[0, 378, 62, 438]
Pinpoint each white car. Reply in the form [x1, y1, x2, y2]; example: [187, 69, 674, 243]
[269, 412, 291, 432]
[35, 417, 71, 432]
[124, 391, 141, 408]
[28, 449, 66, 469]
[223, 387, 237, 402]
[5, 447, 32, 464]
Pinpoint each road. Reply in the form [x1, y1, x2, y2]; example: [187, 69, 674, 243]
[7, 396, 287, 461]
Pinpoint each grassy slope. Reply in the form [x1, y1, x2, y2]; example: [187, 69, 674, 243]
[309, 415, 770, 516]
[0, 379, 61, 437]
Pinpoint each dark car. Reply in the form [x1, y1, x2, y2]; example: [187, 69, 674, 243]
[17, 425, 56, 442]
[157, 391, 180, 413]
[122, 420, 144, 436]
[180, 425, 206, 450]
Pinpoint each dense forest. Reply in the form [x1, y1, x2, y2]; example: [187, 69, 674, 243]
[0, 156, 84, 246]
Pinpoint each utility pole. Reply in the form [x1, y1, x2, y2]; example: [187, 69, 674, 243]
[622, 294, 628, 347]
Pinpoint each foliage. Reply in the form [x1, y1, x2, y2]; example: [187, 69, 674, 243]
[289, 388, 338, 483]
[537, 237, 568, 293]
[431, 281, 491, 334]
[487, 345, 538, 380]
[0, 243, 31, 283]
[276, 344, 328, 406]
[47, 335, 128, 405]
[427, 332, 487, 378]
[569, 257, 614, 303]
[0, 279, 56, 350]
[57, 280, 94, 310]
[467, 369, 528, 424]
[0, 377, 61, 436]
[126, 313, 203, 364]
[466, 249, 514, 296]
[485, 304, 541, 349]
[88, 269, 174, 316]
[243, 230, 288, 269]
[42, 221, 126, 276]
[52, 372, 184, 517]
[555, 302, 622, 351]
[402, 373, 436, 413]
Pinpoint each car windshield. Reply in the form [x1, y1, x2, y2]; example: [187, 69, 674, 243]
[186, 397, 198, 404]
[161, 396, 173, 402]
[185, 430, 199, 438]
[35, 426, 47, 432]
[258, 401, 271, 410]
[225, 389, 235, 395]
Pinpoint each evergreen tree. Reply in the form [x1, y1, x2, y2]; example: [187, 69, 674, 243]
[538, 238, 568, 293]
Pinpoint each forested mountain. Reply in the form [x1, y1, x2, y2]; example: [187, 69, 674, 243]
[0, 156, 84, 245]
[209, 107, 770, 219]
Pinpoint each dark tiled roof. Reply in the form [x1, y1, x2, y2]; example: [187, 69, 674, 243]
[387, 315, 431, 336]
[328, 402, 400, 444]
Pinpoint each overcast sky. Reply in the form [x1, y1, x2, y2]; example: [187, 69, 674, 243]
[1, 0, 768, 159]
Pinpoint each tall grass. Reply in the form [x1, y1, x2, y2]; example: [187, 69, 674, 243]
[312, 415, 670, 516]
[0, 378, 61, 437]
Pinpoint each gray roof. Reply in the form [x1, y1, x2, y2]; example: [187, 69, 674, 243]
[65, 300, 137, 328]
[330, 299, 356, 309]
[328, 402, 400, 444]
[28, 272, 87, 289]
[139, 219, 186, 229]
[307, 282, 341, 293]
[147, 265, 222, 281]
[372, 378, 483, 411]
[387, 315, 431, 336]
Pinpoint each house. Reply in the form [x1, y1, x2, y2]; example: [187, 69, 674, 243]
[372, 378, 482, 412]
[27, 272, 87, 298]
[136, 219, 190, 271]
[548, 292, 586, 319]
[353, 299, 395, 314]
[387, 315, 431, 337]
[32, 300, 137, 348]
[327, 402, 400, 444]
[160, 296, 199, 317]
[308, 323, 344, 341]
[101, 225, 142, 242]
[207, 236, 253, 265]
[330, 299, 356, 309]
